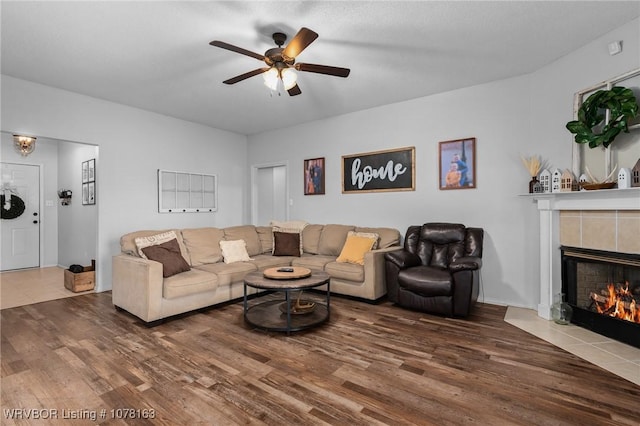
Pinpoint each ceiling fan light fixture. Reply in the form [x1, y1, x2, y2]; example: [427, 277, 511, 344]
[280, 68, 297, 90]
[263, 67, 279, 90]
[13, 135, 37, 156]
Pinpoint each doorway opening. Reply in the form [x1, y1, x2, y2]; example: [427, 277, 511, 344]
[251, 162, 289, 226]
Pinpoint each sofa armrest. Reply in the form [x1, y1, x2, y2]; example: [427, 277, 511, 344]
[384, 249, 421, 269]
[449, 256, 482, 272]
[112, 254, 164, 322]
[360, 246, 402, 300]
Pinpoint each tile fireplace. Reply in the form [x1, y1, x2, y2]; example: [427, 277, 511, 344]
[561, 246, 640, 348]
[531, 188, 640, 323]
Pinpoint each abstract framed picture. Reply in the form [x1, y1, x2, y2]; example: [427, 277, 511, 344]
[439, 138, 476, 190]
[304, 157, 325, 195]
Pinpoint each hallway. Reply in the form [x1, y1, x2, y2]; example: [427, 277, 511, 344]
[0, 267, 93, 310]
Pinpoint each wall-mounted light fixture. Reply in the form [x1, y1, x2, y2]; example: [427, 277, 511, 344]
[13, 135, 37, 156]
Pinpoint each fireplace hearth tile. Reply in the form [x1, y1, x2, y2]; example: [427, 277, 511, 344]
[594, 341, 640, 361]
[560, 325, 616, 344]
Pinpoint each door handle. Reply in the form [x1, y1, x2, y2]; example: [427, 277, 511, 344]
[33, 220, 38, 224]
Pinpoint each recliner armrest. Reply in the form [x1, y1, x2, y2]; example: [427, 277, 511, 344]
[449, 256, 482, 272]
[384, 250, 421, 269]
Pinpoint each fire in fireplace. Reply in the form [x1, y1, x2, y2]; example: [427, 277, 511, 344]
[561, 246, 640, 348]
[591, 282, 639, 324]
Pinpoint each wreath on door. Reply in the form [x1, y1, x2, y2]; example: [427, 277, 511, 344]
[1, 194, 26, 220]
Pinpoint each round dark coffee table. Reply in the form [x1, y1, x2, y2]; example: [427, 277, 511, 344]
[243, 268, 330, 334]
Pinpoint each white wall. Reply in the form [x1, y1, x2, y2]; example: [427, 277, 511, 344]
[57, 141, 98, 268]
[1, 76, 248, 291]
[248, 18, 640, 309]
[2, 17, 637, 306]
[1, 132, 60, 267]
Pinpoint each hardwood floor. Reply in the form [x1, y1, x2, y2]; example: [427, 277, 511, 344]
[1, 292, 639, 425]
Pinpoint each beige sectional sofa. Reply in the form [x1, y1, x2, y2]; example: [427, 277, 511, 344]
[112, 224, 400, 324]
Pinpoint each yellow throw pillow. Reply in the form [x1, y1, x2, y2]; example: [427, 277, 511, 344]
[336, 235, 377, 266]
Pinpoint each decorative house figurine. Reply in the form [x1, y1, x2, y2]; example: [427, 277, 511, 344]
[632, 159, 640, 187]
[618, 168, 632, 189]
[578, 174, 589, 190]
[532, 181, 543, 193]
[551, 169, 562, 193]
[539, 169, 551, 193]
[560, 170, 574, 192]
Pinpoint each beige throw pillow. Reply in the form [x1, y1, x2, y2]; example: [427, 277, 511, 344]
[219, 240, 252, 264]
[135, 230, 179, 259]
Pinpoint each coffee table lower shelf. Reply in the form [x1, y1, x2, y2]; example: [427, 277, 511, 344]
[244, 298, 329, 333]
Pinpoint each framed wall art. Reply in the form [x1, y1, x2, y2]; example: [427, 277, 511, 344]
[304, 157, 325, 195]
[82, 158, 96, 205]
[439, 138, 476, 190]
[342, 147, 415, 193]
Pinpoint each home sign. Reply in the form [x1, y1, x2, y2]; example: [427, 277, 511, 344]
[342, 147, 415, 193]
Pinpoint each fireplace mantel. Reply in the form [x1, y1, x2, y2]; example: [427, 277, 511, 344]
[528, 188, 640, 319]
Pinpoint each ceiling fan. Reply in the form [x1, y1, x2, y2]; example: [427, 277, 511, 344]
[209, 27, 350, 96]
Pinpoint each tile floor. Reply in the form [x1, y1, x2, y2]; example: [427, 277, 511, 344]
[0, 266, 93, 310]
[1, 268, 638, 386]
[505, 306, 640, 386]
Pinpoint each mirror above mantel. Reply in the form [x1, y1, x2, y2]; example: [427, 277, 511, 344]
[571, 68, 640, 182]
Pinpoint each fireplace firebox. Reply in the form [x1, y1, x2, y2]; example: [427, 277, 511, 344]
[561, 246, 640, 349]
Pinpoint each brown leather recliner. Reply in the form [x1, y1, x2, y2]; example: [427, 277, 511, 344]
[384, 223, 483, 317]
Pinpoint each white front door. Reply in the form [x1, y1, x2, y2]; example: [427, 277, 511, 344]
[1, 163, 40, 271]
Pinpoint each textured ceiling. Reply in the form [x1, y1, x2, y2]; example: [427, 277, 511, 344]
[2, 1, 639, 135]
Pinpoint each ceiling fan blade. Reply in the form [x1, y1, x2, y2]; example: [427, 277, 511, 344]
[282, 27, 318, 59]
[295, 63, 350, 78]
[287, 84, 302, 96]
[223, 67, 270, 85]
[209, 40, 265, 61]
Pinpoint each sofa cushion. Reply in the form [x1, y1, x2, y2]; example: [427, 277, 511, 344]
[223, 225, 262, 256]
[325, 261, 365, 282]
[356, 227, 401, 249]
[256, 226, 273, 254]
[250, 254, 296, 270]
[273, 231, 301, 257]
[220, 240, 252, 264]
[317, 224, 355, 256]
[163, 268, 218, 299]
[291, 254, 336, 271]
[181, 227, 225, 266]
[141, 239, 192, 278]
[120, 229, 190, 263]
[302, 224, 323, 254]
[336, 234, 377, 266]
[194, 262, 257, 287]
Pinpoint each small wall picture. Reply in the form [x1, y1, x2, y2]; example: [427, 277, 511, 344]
[88, 159, 95, 181]
[304, 157, 325, 195]
[82, 161, 89, 183]
[82, 183, 89, 205]
[439, 138, 476, 190]
[81, 158, 96, 205]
